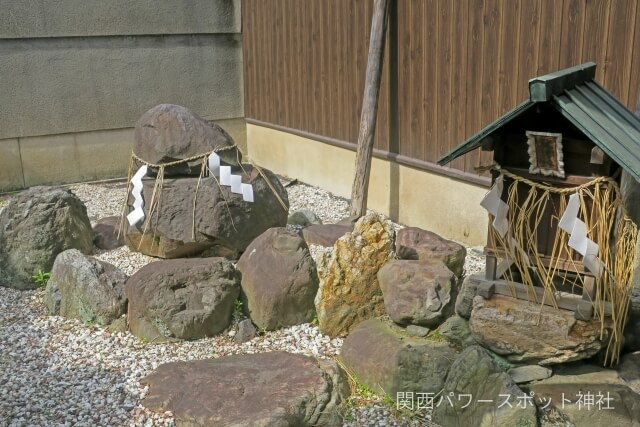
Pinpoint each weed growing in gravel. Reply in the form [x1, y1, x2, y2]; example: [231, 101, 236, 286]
[234, 298, 243, 313]
[32, 270, 51, 287]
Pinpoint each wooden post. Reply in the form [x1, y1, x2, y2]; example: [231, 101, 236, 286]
[350, 0, 390, 218]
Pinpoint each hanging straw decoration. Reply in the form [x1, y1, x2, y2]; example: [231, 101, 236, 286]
[486, 164, 637, 366]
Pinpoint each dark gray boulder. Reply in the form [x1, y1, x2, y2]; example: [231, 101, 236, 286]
[378, 259, 457, 328]
[287, 209, 322, 226]
[395, 227, 466, 277]
[141, 351, 349, 426]
[0, 186, 93, 290]
[134, 104, 239, 175]
[340, 317, 456, 398]
[438, 314, 476, 348]
[125, 258, 240, 341]
[125, 165, 289, 258]
[433, 345, 537, 427]
[44, 249, 127, 326]
[237, 228, 318, 330]
[93, 216, 124, 250]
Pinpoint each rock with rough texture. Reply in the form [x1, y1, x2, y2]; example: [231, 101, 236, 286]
[395, 227, 466, 277]
[141, 351, 349, 427]
[618, 352, 640, 394]
[236, 228, 318, 330]
[301, 224, 352, 247]
[378, 259, 457, 328]
[470, 295, 608, 365]
[527, 363, 640, 427]
[234, 319, 257, 344]
[455, 275, 480, 319]
[340, 318, 456, 398]
[93, 216, 124, 250]
[624, 287, 640, 351]
[287, 209, 322, 226]
[134, 104, 239, 175]
[315, 213, 395, 337]
[0, 186, 93, 290]
[125, 258, 240, 341]
[125, 165, 289, 258]
[438, 314, 476, 348]
[433, 345, 537, 427]
[45, 249, 127, 325]
[406, 324, 430, 337]
[508, 365, 552, 384]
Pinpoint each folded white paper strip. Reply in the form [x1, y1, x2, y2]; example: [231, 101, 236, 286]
[558, 192, 602, 276]
[127, 165, 148, 226]
[207, 152, 254, 202]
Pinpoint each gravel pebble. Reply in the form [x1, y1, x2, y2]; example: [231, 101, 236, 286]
[0, 178, 489, 426]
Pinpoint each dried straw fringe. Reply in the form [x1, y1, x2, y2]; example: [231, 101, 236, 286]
[489, 165, 637, 365]
[117, 145, 288, 250]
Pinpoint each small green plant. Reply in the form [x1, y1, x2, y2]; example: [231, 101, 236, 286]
[32, 270, 51, 287]
[234, 298, 243, 313]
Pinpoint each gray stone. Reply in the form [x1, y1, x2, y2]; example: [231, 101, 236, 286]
[316, 213, 395, 338]
[0, 186, 93, 290]
[433, 345, 537, 427]
[234, 319, 257, 344]
[624, 286, 640, 351]
[134, 104, 239, 175]
[455, 275, 480, 319]
[141, 351, 349, 427]
[618, 351, 640, 394]
[378, 259, 457, 328]
[528, 363, 640, 427]
[406, 325, 430, 337]
[44, 249, 127, 325]
[301, 224, 352, 247]
[395, 227, 466, 277]
[287, 209, 323, 226]
[438, 314, 476, 348]
[125, 258, 240, 341]
[340, 318, 456, 398]
[470, 295, 608, 365]
[93, 216, 124, 250]
[125, 165, 289, 258]
[237, 228, 318, 330]
[508, 365, 552, 384]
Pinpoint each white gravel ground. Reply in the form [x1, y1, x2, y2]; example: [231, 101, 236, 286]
[0, 179, 483, 427]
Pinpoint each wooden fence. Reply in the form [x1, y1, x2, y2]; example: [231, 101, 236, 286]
[243, 0, 640, 181]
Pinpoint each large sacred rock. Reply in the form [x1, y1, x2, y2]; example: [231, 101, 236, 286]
[470, 295, 609, 365]
[125, 258, 240, 341]
[315, 213, 395, 338]
[236, 228, 318, 330]
[134, 104, 239, 175]
[141, 351, 349, 426]
[125, 165, 289, 258]
[0, 186, 93, 290]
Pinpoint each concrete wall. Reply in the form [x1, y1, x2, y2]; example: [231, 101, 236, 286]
[0, 0, 244, 192]
[247, 124, 490, 246]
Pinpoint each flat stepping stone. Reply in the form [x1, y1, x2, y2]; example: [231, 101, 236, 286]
[141, 351, 349, 426]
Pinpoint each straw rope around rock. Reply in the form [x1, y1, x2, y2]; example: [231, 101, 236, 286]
[487, 164, 637, 366]
[117, 144, 288, 250]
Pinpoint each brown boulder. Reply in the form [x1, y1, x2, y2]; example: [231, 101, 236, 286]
[141, 351, 349, 426]
[315, 213, 395, 337]
[378, 259, 457, 327]
[395, 227, 466, 277]
[470, 295, 608, 365]
[125, 258, 240, 341]
[125, 165, 288, 258]
[236, 228, 318, 330]
[301, 224, 352, 247]
[134, 104, 239, 175]
[93, 216, 124, 250]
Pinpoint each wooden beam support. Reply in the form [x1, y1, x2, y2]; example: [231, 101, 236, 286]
[350, 0, 391, 218]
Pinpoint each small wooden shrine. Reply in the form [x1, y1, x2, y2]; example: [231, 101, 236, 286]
[438, 62, 640, 364]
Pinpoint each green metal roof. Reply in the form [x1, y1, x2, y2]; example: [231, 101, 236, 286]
[437, 62, 640, 182]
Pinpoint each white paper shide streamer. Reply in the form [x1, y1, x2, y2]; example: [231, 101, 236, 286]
[480, 175, 530, 277]
[558, 193, 603, 276]
[208, 153, 254, 202]
[127, 165, 148, 226]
